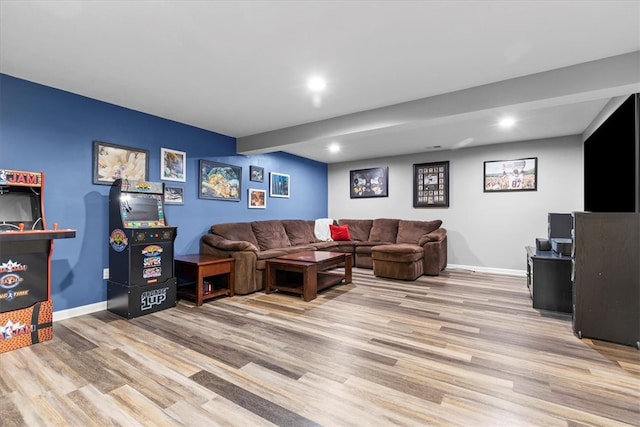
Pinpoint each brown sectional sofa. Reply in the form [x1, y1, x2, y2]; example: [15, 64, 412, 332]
[200, 218, 447, 295]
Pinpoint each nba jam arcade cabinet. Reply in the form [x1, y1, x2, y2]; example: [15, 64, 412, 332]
[107, 179, 177, 319]
[0, 169, 76, 353]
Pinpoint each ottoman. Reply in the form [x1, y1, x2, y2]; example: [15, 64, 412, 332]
[372, 244, 424, 281]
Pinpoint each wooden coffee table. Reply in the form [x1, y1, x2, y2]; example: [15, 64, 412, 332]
[265, 251, 352, 301]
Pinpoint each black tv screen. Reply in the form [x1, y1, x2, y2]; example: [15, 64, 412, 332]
[584, 94, 639, 213]
[0, 190, 42, 230]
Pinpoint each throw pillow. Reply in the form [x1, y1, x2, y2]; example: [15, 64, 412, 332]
[330, 224, 351, 241]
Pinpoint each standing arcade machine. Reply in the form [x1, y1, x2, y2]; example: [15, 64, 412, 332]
[0, 169, 76, 353]
[107, 179, 177, 319]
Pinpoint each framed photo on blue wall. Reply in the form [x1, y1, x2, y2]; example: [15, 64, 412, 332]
[270, 172, 290, 198]
[199, 160, 242, 201]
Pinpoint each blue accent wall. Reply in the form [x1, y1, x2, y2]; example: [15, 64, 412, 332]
[0, 74, 328, 311]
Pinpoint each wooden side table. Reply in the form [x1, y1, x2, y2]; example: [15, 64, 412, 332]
[174, 254, 235, 306]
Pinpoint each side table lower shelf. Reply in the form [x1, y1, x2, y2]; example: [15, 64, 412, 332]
[174, 254, 235, 306]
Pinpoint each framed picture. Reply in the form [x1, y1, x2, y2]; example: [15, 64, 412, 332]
[164, 185, 184, 205]
[413, 161, 450, 207]
[248, 188, 266, 209]
[92, 140, 149, 185]
[270, 172, 290, 198]
[160, 147, 186, 182]
[250, 165, 264, 182]
[199, 160, 242, 201]
[484, 157, 538, 192]
[350, 167, 388, 198]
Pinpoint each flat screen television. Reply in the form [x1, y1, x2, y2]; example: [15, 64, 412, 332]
[0, 189, 43, 230]
[120, 193, 165, 227]
[584, 94, 639, 213]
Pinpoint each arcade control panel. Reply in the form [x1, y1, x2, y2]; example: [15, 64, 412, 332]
[131, 227, 176, 243]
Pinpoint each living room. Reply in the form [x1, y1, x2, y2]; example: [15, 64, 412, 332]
[2, 2, 638, 318]
[2, 2, 640, 425]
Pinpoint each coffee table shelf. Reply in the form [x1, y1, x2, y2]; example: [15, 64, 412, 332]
[265, 252, 352, 301]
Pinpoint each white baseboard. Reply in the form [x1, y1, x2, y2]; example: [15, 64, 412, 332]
[447, 264, 527, 277]
[51, 264, 526, 321]
[53, 301, 107, 322]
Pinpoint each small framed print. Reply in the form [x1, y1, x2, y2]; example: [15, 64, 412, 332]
[250, 166, 264, 182]
[413, 161, 450, 207]
[161, 147, 186, 182]
[248, 188, 266, 209]
[484, 157, 537, 192]
[270, 172, 290, 198]
[164, 186, 184, 205]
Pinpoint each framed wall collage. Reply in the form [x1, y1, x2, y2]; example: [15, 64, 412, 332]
[413, 161, 449, 207]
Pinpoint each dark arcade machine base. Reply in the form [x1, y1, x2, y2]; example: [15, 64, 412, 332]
[0, 169, 76, 353]
[107, 179, 177, 319]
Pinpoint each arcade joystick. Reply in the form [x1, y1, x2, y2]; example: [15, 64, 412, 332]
[19, 223, 24, 231]
[53, 222, 58, 230]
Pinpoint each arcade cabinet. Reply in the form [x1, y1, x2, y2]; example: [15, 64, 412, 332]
[107, 179, 177, 319]
[0, 169, 76, 353]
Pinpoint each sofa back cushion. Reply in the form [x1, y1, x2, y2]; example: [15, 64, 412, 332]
[369, 218, 399, 243]
[396, 219, 443, 244]
[252, 220, 291, 250]
[282, 220, 316, 245]
[211, 222, 260, 249]
[337, 219, 372, 242]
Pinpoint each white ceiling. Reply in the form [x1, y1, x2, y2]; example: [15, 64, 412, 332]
[1, 1, 639, 164]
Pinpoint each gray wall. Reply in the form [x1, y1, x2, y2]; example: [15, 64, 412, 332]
[328, 135, 583, 275]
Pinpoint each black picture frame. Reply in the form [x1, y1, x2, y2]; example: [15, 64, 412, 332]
[250, 165, 264, 182]
[92, 140, 149, 185]
[199, 160, 242, 201]
[483, 157, 538, 192]
[350, 167, 389, 198]
[413, 161, 450, 207]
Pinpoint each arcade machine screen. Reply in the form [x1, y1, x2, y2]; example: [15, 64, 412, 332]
[0, 189, 43, 231]
[120, 193, 165, 227]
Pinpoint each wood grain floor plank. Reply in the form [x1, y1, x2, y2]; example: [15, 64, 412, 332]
[1, 268, 638, 426]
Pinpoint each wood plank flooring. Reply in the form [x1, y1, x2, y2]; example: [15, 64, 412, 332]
[1, 268, 638, 426]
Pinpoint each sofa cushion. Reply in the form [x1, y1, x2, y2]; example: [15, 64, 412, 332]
[337, 219, 372, 242]
[369, 218, 399, 243]
[282, 220, 316, 245]
[211, 222, 260, 249]
[252, 220, 291, 250]
[330, 224, 352, 241]
[396, 220, 443, 245]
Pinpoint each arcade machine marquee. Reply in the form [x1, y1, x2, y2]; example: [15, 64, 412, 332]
[107, 179, 177, 319]
[0, 169, 76, 353]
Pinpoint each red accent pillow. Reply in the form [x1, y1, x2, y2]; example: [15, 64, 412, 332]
[329, 224, 351, 241]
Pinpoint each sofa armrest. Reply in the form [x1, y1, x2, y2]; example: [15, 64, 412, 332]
[201, 233, 259, 252]
[418, 228, 447, 246]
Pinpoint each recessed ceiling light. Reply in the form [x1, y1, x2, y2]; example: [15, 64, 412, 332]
[328, 143, 340, 153]
[307, 76, 327, 92]
[499, 116, 516, 128]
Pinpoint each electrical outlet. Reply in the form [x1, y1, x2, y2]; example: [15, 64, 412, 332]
[102, 268, 109, 280]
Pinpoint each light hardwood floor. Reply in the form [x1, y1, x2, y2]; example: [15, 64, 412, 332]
[1, 268, 638, 426]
